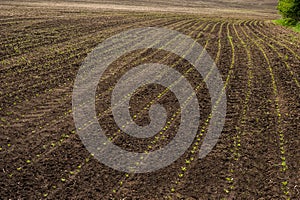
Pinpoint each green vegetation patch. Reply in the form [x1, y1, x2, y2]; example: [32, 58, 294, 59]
[276, 0, 300, 32]
[274, 18, 300, 32]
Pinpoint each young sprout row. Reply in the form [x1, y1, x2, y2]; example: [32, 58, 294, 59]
[240, 22, 290, 199]
[166, 22, 238, 197]
[222, 20, 255, 197]
[2, 19, 196, 158]
[107, 21, 220, 197]
[4, 18, 206, 198]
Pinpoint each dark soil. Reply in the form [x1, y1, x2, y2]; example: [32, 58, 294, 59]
[0, 3, 299, 200]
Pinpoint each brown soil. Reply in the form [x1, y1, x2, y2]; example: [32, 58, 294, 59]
[1, 0, 279, 19]
[0, 2, 299, 199]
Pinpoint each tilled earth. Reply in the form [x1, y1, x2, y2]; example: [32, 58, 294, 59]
[0, 3, 299, 199]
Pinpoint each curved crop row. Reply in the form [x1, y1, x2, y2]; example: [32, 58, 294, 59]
[0, 18, 190, 110]
[240, 22, 290, 199]
[222, 21, 254, 197]
[2, 19, 209, 198]
[105, 21, 222, 198]
[165, 21, 236, 198]
[44, 20, 217, 199]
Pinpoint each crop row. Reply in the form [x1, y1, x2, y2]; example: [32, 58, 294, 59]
[0, 19, 195, 139]
[239, 21, 290, 199]
[1, 18, 210, 198]
[0, 15, 167, 60]
[163, 21, 236, 199]
[0, 18, 190, 109]
[38, 20, 216, 198]
[104, 21, 221, 198]
[2, 14, 297, 198]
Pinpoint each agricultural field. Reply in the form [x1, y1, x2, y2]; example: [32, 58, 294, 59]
[0, 1, 299, 199]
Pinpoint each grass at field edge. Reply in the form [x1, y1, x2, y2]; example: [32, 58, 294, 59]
[273, 18, 300, 32]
